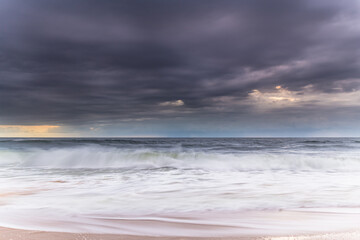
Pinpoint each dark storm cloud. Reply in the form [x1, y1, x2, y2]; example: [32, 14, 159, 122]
[0, 0, 360, 135]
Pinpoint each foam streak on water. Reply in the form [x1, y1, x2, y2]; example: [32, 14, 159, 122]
[1, 138, 360, 236]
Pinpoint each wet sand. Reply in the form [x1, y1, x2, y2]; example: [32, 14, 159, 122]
[0, 227, 255, 240]
[1, 227, 360, 240]
[1, 210, 360, 239]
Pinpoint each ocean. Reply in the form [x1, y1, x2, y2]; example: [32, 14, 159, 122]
[1, 138, 360, 236]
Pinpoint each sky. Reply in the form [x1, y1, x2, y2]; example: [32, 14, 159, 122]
[1, 0, 360, 137]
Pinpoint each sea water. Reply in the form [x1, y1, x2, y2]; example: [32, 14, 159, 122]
[1, 138, 360, 236]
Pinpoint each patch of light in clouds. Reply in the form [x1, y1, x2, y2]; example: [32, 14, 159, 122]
[159, 100, 185, 107]
[247, 85, 360, 110]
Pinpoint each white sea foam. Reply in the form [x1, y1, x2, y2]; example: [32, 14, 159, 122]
[1, 139, 360, 236]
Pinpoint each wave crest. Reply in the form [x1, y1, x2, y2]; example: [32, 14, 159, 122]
[1, 146, 359, 171]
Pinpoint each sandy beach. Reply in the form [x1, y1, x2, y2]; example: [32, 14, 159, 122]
[1, 227, 360, 240]
[1, 210, 360, 240]
[0, 226, 254, 240]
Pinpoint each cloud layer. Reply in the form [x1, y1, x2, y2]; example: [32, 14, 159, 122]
[1, 0, 360, 136]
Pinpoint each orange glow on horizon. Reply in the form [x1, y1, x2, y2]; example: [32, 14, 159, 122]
[0, 125, 62, 137]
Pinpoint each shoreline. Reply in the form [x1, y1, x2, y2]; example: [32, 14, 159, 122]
[1, 209, 360, 236]
[1, 227, 360, 240]
[1, 209, 360, 238]
[0, 227, 255, 240]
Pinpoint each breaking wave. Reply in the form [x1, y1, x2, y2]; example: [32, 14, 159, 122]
[1, 145, 360, 171]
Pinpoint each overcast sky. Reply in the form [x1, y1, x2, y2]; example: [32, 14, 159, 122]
[1, 0, 360, 137]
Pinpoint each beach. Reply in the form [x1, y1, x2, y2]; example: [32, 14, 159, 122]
[0, 227, 254, 240]
[1, 138, 360, 239]
[0, 210, 360, 240]
[1, 227, 360, 240]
